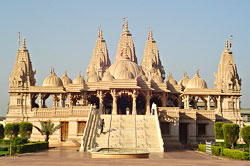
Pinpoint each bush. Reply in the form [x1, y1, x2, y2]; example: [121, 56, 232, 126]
[0, 139, 10, 145]
[235, 144, 248, 149]
[214, 122, 224, 139]
[198, 144, 206, 152]
[19, 122, 33, 140]
[4, 123, 20, 138]
[240, 126, 250, 151]
[222, 148, 249, 160]
[16, 141, 48, 153]
[0, 124, 4, 139]
[212, 146, 222, 156]
[223, 123, 239, 149]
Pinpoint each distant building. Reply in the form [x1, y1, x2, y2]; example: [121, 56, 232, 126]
[5, 21, 242, 149]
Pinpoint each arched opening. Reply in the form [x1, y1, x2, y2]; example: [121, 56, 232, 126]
[136, 94, 146, 115]
[117, 94, 132, 114]
[87, 94, 99, 108]
[103, 92, 113, 114]
[150, 96, 162, 109]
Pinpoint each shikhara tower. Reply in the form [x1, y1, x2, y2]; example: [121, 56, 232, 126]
[6, 21, 242, 150]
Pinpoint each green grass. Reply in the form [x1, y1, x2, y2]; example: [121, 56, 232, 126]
[0, 151, 9, 156]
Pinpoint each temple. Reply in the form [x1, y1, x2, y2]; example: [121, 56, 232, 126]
[6, 21, 242, 151]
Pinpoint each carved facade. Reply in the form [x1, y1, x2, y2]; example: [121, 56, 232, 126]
[6, 21, 242, 147]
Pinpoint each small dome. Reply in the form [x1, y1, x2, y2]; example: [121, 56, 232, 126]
[87, 73, 100, 82]
[102, 71, 114, 81]
[186, 70, 207, 89]
[73, 72, 85, 84]
[109, 56, 140, 79]
[152, 73, 163, 83]
[166, 73, 177, 86]
[42, 68, 63, 87]
[178, 72, 189, 88]
[116, 67, 134, 79]
[137, 74, 148, 81]
[61, 71, 72, 86]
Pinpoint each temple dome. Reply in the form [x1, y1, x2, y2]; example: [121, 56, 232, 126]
[61, 71, 72, 86]
[186, 70, 207, 89]
[152, 73, 163, 83]
[42, 69, 63, 87]
[102, 71, 114, 81]
[109, 55, 140, 79]
[178, 72, 189, 88]
[166, 73, 177, 86]
[116, 67, 134, 79]
[73, 72, 85, 84]
[87, 73, 100, 82]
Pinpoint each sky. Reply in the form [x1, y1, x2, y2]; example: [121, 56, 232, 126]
[0, 0, 249, 116]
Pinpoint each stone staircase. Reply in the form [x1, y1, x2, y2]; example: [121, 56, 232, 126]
[84, 112, 164, 152]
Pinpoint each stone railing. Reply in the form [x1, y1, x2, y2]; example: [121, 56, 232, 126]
[32, 106, 91, 118]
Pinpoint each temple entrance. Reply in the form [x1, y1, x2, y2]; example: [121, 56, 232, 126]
[61, 121, 69, 142]
[136, 94, 146, 115]
[179, 123, 188, 144]
[87, 95, 99, 108]
[103, 93, 113, 114]
[117, 95, 132, 114]
[150, 96, 162, 109]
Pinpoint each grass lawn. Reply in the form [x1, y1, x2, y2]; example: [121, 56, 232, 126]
[0, 151, 9, 156]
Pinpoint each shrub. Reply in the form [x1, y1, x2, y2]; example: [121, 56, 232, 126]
[16, 141, 48, 153]
[0, 124, 4, 139]
[212, 146, 222, 156]
[4, 123, 20, 138]
[0, 139, 10, 145]
[223, 123, 239, 149]
[214, 122, 224, 139]
[222, 148, 249, 160]
[198, 144, 206, 152]
[19, 122, 33, 140]
[240, 126, 250, 152]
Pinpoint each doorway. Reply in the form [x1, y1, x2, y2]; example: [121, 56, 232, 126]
[179, 123, 188, 144]
[61, 122, 69, 142]
[117, 95, 132, 114]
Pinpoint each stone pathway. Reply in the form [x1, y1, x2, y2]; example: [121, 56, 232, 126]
[0, 147, 249, 166]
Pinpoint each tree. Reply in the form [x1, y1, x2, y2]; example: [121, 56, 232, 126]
[4, 123, 20, 155]
[223, 123, 239, 149]
[19, 122, 33, 140]
[34, 120, 63, 144]
[214, 122, 224, 139]
[0, 124, 4, 139]
[240, 126, 250, 152]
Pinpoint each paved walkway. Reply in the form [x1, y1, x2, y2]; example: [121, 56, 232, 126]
[0, 147, 249, 166]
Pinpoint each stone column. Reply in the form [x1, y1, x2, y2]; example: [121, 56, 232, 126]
[111, 90, 117, 115]
[161, 93, 167, 107]
[97, 91, 104, 114]
[132, 90, 137, 115]
[207, 96, 211, 110]
[52, 95, 58, 108]
[146, 91, 151, 115]
[68, 93, 73, 107]
[59, 94, 64, 107]
[186, 95, 190, 109]
[38, 93, 42, 108]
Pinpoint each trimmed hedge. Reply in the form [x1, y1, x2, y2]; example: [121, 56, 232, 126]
[16, 141, 48, 153]
[214, 122, 224, 139]
[222, 148, 249, 160]
[198, 144, 250, 160]
[19, 122, 33, 140]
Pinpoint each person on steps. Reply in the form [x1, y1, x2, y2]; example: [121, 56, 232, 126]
[100, 119, 105, 134]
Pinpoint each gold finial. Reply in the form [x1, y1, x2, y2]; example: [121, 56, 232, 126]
[22, 37, 26, 48]
[195, 69, 199, 77]
[97, 25, 103, 39]
[184, 72, 188, 78]
[147, 26, 153, 40]
[18, 32, 20, 49]
[225, 39, 228, 49]
[230, 35, 233, 49]
[124, 20, 128, 31]
[50, 67, 55, 75]
[64, 70, 67, 76]
[78, 72, 81, 77]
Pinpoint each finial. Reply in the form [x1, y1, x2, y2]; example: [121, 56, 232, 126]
[18, 32, 20, 49]
[148, 26, 153, 40]
[22, 37, 26, 48]
[122, 17, 127, 30]
[50, 67, 55, 75]
[184, 72, 188, 78]
[78, 72, 81, 77]
[230, 35, 233, 49]
[195, 69, 199, 77]
[124, 20, 128, 31]
[225, 39, 228, 49]
[64, 70, 67, 76]
[98, 26, 103, 39]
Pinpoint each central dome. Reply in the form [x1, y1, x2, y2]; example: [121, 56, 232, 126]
[109, 56, 140, 79]
[42, 68, 63, 87]
[186, 70, 207, 89]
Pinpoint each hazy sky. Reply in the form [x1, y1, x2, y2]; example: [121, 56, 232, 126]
[0, 0, 249, 116]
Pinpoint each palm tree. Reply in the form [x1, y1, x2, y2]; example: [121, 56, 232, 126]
[34, 120, 63, 143]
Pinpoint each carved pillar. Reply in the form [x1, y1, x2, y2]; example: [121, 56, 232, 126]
[68, 93, 73, 107]
[146, 91, 151, 115]
[186, 95, 190, 109]
[207, 96, 211, 110]
[132, 90, 137, 115]
[59, 94, 64, 107]
[161, 93, 167, 107]
[111, 90, 117, 115]
[97, 91, 104, 113]
[38, 93, 42, 108]
[52, 95, 58, 108]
